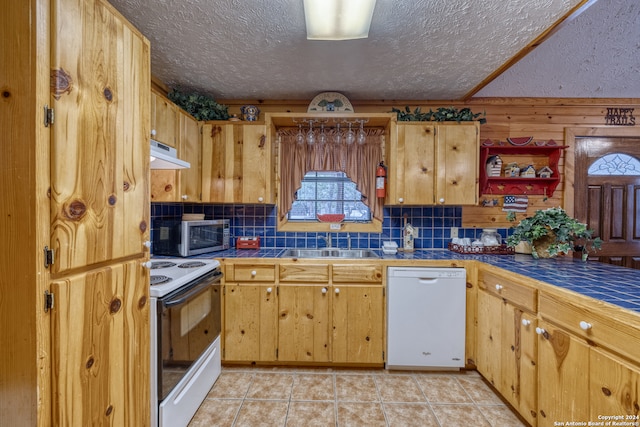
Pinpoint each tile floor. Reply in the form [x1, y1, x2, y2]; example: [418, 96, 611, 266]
[188, 366, 527, 427]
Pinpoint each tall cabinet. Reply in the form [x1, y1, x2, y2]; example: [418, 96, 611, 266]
[1, 0, 151, 425]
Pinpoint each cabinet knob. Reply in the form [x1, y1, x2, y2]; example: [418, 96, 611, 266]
[495, 284, 503, 291]
[266, 287, 272, 294]
[143, 240, 151, 249]
[535, 327, 546, 335]
[181, 194, 188, 200]
[522, 319, 531, 326]
[141, 261, 152, 269]
[335, 288, 340, 294]
[258, 197, 264, 203]
[579, 321, 592, 331]
[398, 197, 404, 203]
[150, 129, 156, 137]
[251, 270, 257, 277]
[439, 198, 445, 204]
[321, 287, 328, 294]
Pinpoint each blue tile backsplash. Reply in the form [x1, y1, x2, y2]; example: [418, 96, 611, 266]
[151, 203, 509, 252]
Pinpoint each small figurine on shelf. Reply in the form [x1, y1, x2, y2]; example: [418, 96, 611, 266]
[504, 162, 520, 177]
[520, 165, 536, 178]
[486, 155, 502, 177]
[537, 166, 553, 178]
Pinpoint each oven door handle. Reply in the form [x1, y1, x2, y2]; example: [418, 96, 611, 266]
[163, 272, 222, 307]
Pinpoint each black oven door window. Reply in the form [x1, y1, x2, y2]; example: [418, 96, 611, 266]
[156, 270, 222, 401]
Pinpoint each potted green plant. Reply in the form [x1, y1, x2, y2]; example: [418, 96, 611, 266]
[505, 207, 602, 260]
[391, 106, 487, 124]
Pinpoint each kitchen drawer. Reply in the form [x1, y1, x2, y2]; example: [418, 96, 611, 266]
[230, 264, 276, 282]
[279, 263, 329, 283]
[539, 291, 640, 362]
[332, 264, 383, 283]
[478, 270, 537, 312]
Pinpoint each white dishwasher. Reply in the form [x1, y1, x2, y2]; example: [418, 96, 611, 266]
[386, 267, 466, 370]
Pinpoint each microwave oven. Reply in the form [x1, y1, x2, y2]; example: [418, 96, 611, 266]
[152, 219, 230, 257]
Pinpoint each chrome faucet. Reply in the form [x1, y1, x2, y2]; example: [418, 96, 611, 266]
[319, 233, 332, 248]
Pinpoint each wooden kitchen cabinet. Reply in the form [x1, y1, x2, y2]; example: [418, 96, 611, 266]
[278, 283, 331, 362]
[476, 269, 538, 426]
[151, 89, 179, 147]
[3, 1, 151, 424]
[536, 319, 590, 426]
[537, 290, 640, 425]
[387, 122, 479, 205]
[151, 107, 201, 202]
[201, 122, 274, 204]
[50, 261, 149, 426]
[224, 283, 278, 362]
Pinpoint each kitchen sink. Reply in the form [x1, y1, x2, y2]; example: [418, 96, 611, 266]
[281, 248, 380, 259]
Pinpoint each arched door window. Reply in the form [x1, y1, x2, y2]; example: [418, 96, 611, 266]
[587, 153, 640, 176]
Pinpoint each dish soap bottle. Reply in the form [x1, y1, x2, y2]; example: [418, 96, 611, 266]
[403, 215, 415, 252]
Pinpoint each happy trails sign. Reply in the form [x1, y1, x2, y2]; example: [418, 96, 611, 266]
[604, 107, 636, 125]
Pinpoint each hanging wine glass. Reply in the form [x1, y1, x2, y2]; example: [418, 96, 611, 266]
[345, 122, 355, 145]
[318, 123, 327, 146]
[334, 123, 342, 145]
[306, 120, 315, 146]
[357, 120, 366, 145]
[296, 123, 305, 145]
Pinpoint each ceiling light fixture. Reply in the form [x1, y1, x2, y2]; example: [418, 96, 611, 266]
[303, 0, 376, 41]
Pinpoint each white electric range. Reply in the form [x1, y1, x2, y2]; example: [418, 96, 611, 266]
[149, 258, 222, 427]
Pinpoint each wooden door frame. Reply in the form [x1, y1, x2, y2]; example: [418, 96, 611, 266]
[563, 126, 640, 217]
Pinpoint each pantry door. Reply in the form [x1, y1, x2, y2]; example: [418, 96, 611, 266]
[574, 134, 640, 269]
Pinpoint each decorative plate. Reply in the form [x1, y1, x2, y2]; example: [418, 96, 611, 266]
[507, 136, 533, 146]
[307, 92, 354, 113]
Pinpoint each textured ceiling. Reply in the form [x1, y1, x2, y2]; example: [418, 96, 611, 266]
[108, 0, 639, 101]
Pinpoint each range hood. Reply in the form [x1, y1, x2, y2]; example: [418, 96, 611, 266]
[150, 139, 190, 169]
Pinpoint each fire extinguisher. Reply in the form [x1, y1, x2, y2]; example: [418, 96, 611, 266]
[376, 161, 387, 198]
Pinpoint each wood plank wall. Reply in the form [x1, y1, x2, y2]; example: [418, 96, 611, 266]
[219, 97, 640, 228]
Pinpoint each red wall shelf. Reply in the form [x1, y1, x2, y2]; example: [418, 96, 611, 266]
[479, 145, 568, 196]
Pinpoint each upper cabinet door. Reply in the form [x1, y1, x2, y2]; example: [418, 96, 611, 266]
[151, 90, 178, 147]
[201, 123, 272, 204]
[50, 0, 150, 273]
[388, 123, 436, 205]
[435, 122, 479, 205]
[179, 110, 202, 202]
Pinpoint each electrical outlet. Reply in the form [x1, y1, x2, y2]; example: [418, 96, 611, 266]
[451, 227, 459, 238]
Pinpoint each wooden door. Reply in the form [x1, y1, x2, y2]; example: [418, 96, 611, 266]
[278, 284, 330, 362]
[50, 0, 150, 273]
[223, 283, 277, 362]
[575, 137, 640, 268]
[50, 261, 149, 426]
[536, 320, 590, 426]
[332, 285, 384, 364]
[241, 124, 272, 204]
[389, 123, 435, 205]
[589, 347, 640, 418]
[435, 123, 479, 205]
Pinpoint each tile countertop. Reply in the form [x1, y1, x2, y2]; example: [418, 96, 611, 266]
[194, 248, 640, 314]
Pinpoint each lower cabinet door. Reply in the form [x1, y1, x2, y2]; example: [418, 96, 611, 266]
[589, 347, 640, 419]
[278, 284, 330, 362]
[537, 320, 590, 427]
[332, 285, 384, 364]
[224, 283, 277, 362]
[50, 261, 150, 426]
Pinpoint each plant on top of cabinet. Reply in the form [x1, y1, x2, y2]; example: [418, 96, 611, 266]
[391, 106, 486, 124]
[168, 89, 230, 120]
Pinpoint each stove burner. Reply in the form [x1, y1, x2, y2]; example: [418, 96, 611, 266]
[178, 261, 207, 268]
[150, 275, 172, 286]
[151, 261, 177, 269]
